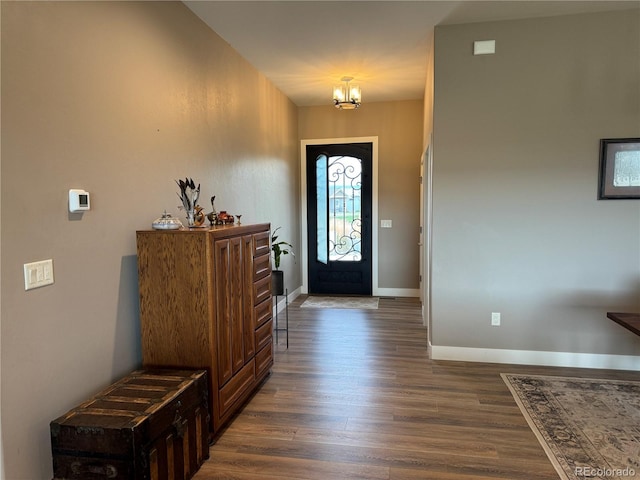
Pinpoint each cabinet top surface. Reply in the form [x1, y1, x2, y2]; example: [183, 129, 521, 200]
[137, 222, 270, 237]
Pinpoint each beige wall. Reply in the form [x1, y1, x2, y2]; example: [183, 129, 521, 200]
[423, 33, 435, 150]
[1, 2, 298, 478]
[432, 10, 640, 361]
[299, 101, 424, 292]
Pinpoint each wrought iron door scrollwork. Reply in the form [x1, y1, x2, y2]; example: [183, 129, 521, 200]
[328, 155, 362, 262]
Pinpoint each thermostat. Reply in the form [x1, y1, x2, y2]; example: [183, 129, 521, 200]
[69, 189, 90, 213]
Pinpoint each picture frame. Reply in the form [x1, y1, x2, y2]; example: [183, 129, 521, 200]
[598, 138, 640, 199]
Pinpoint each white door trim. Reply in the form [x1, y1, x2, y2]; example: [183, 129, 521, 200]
[300, 137, 379, 295]
[422, 137, 434, 340]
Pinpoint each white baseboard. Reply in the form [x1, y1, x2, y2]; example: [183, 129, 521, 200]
[374, 288, 420, 298]
[431, 345, 640, 371]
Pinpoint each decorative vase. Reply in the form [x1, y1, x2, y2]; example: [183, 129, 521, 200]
[176, 177, 200, 227]
[186, 209, 195, 227]
[272, 270, 284, 296]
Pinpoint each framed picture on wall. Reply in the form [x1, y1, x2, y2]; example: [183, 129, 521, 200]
[599, 138, 640, 199]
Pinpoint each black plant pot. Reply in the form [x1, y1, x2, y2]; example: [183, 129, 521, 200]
[272, 270, 284, 296]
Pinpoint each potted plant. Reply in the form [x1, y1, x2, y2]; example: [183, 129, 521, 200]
[271, 227, 295, 296]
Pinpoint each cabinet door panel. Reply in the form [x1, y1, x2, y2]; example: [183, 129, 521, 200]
[218, 360, 255, 416]
[214, 239, 232, 387]
[242, 235, 255, 363]
[229, 237, 244, 375]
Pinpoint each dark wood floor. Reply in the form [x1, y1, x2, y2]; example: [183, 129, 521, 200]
[194, 296, 639, 480]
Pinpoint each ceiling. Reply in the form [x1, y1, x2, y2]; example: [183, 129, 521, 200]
[185, 1, 639, 107]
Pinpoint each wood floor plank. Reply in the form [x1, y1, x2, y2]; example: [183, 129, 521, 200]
[197, 450, 390, 480]
[193, 295, 639, 480]
[291, 426, 499, 458]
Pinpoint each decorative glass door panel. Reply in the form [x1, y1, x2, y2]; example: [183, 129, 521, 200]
[316, 155, 329, 265]
[307, 143, 372, 295]
[327, 155, 362, 262]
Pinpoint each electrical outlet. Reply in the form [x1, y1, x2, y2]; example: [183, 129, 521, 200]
[491, 312, 501, 326]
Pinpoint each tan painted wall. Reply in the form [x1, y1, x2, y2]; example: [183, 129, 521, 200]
[423, 34, 435, 150]
[432, 10, 640, 356]
[1, 2, 298, 478]
[298, 101, 424, 291]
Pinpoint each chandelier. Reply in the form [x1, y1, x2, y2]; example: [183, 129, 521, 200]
[333, 77, 361, 110]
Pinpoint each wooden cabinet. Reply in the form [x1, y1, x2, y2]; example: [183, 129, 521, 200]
[136, 224, 273, 435]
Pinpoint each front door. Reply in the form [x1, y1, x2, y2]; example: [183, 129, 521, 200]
[306, 142, 373, 295]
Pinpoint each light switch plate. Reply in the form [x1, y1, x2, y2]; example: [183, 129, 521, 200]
[24, 259, 54, 290]
[381, 220, 392, 228]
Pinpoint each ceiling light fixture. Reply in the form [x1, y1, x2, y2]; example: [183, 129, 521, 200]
[333, 76, 361, 110]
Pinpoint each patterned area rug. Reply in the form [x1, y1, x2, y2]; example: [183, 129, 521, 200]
[300, 296, 379, 309]
[502, 374, 640, 480]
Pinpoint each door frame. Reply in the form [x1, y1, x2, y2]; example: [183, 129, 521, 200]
[421, 138, 433, 346]
[300, 137, 379, 295]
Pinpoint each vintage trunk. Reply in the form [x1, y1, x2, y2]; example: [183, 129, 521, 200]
[50, 369, 209, 480]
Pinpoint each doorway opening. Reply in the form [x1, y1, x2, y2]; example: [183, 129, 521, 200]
[300, 137, 379, 296]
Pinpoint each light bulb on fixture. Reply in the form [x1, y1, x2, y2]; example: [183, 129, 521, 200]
[333, 76, 361, 110]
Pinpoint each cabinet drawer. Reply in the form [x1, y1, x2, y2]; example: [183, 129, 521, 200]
[255, 342, 273, 380]
[218, 360, 255, 417]
[254, 299, 272, 329]
[253, 275, 271, 306]
[253, 231, 270, 258]
[253, 253, 271, 281]
[255, 318, 273, 352]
